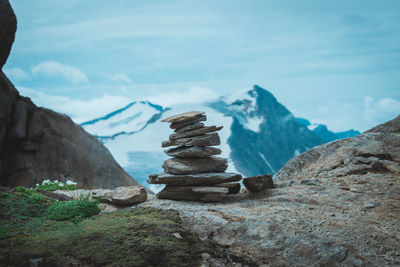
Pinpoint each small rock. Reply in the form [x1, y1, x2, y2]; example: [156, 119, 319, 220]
[169, 125, 223, 140]
[165, 146, 222, 158]
[105, 186, 147, 206]
[148, 172, 241, 186]
[243, 175, 274, 193]
[162, 156, 228, 175]
[364, 203, 375, 209]
[170, 115, 207, 129]
[174, 122, 204, 133]
[172, 232, 182, 239]
[162, 132, 220, 148]
[28, 258, 43, 267]
[201, 253, 211, 261]
[162, 111, 205, 123]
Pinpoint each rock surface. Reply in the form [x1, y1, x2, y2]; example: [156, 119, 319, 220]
[148, 172, 241, 186]
[174, 122, 204, 133]
[243, 174, 274, 192]
[164, 146, 221, 158]
[139, 116, 400, 266]
[162, 157, 228, 175]
[0, 1, 137, 189]
[162, 132, 220, 147]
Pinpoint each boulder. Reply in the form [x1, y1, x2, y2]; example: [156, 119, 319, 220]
[0, 1, 138, 189]
[243, 174, 273, 192]
[174, 122, 204, 133]
[170, 115, 207, 129]
[104, 186, 147, 206]
[148, 172, 241, 186]
[164, 146, 221, 158]
[156, 185, 228, 201]
[162, 157, 228, 175]
[162, 111, 205, 123]
[162, 133, 220, 147]
[169, 125, 223, 140]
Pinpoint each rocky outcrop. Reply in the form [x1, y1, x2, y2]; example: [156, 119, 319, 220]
[0, 0, 137, 189]
[139, 116, 400, 266]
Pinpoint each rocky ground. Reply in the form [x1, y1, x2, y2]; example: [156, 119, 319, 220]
[137, 116, 400, 266]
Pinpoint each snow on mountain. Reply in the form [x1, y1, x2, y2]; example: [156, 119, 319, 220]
[81, 85, 338, 191]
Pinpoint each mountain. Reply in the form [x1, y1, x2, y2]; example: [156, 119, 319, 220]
[81, 85, 328, 191]
[297, 118, 360, 142]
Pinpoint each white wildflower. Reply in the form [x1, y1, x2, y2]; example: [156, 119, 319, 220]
[66, 180, 77, 185]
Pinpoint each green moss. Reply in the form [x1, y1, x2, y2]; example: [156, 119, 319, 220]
[2, 207, 211, 266]
[305, 182, 318, 186]
[393, 129, 400, 134]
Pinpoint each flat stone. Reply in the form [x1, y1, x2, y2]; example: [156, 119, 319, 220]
[104, 186, 147, 206]
[174, 122, 204, 133]
[156, 185, 228, 202]
[164, 146, 222, 158]
[170, 125, 223, 140]
[215, 183, 241, 194]
[162, 132, 220, 148]
[162, 111, 205, 123]
[162, 157, 228, 175]
[148, 172, 242, 186]
[170, 115, 207, 129]
[243, 175, 274, 193]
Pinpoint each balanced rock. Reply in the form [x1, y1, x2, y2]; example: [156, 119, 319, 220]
[148, 172, 241, 186]
[243, 174, 274, 192]
[170, 115, 206, 129]
[162, 157, 228, 175]
[169, 125, 223, 140]
[174, 122, 204, 133]
[157, 185, 229, 202]
[162, 132, 220, 147]
[165, 146, 221, 158]
[162, 111, 205, 123]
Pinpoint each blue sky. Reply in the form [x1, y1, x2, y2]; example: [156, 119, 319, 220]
[4, 0, 400, 131]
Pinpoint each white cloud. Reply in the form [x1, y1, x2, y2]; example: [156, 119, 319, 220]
[364, 96, 400, 126]
[18, 87, 131, 123]
[32, 61, 88, 84]
[4, 67, 30, 80]
[147, 86, 218, 107]
[109, 73, 132, 84]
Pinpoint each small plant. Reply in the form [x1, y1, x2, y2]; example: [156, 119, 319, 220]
[35, 179, 79, 191]
[305, 182, 318, 186]
[47, 198, 100, 222]
[393, 129, 400, 134]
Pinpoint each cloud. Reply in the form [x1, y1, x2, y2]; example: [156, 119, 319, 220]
[32, 61, 88, 84]
[147, 86, 218, 107]
[364, 96, 400, 126]
[109, 73, 132, 84]
[4, 67, 30, 80]
[18, 87, 131, 124]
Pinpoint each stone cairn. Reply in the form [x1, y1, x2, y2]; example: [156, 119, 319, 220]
[148, 111, 242, 201]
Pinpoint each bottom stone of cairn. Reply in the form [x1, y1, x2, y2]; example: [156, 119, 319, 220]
[157, 185, 234, 202]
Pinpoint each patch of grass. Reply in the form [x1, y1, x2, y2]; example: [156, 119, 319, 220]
[393, 129, 400, 134]
[47, 198, 100, 222]
[3, 208, 211, 266]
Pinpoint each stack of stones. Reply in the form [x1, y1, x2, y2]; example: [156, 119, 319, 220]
[149, 111, 242, 201]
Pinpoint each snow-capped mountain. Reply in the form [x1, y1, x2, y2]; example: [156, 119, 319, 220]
[81, 85, 350, 190]
[297, 118, 361, 142]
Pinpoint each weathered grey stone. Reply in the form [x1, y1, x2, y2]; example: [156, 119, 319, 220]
[170, 115, 207, 129]
[162, 111, 205, 123]
[162, 157, 228, 175]
[105, 186, 147, 206]
[148, 172, 242, 186]
[164, 146, 221, 158]
[11, 100, 27, 140]
[156, 185, 228, 201]
[174, 122, 204, 133]
[162, 133, 220, 148]
[243, 175, 273, 192]
[169, 125, 223, 140]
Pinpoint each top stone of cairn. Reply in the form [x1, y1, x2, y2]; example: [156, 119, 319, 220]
[161, 111, 205, 124]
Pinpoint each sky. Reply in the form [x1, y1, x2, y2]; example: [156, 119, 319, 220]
[4, 0, 400, 132]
